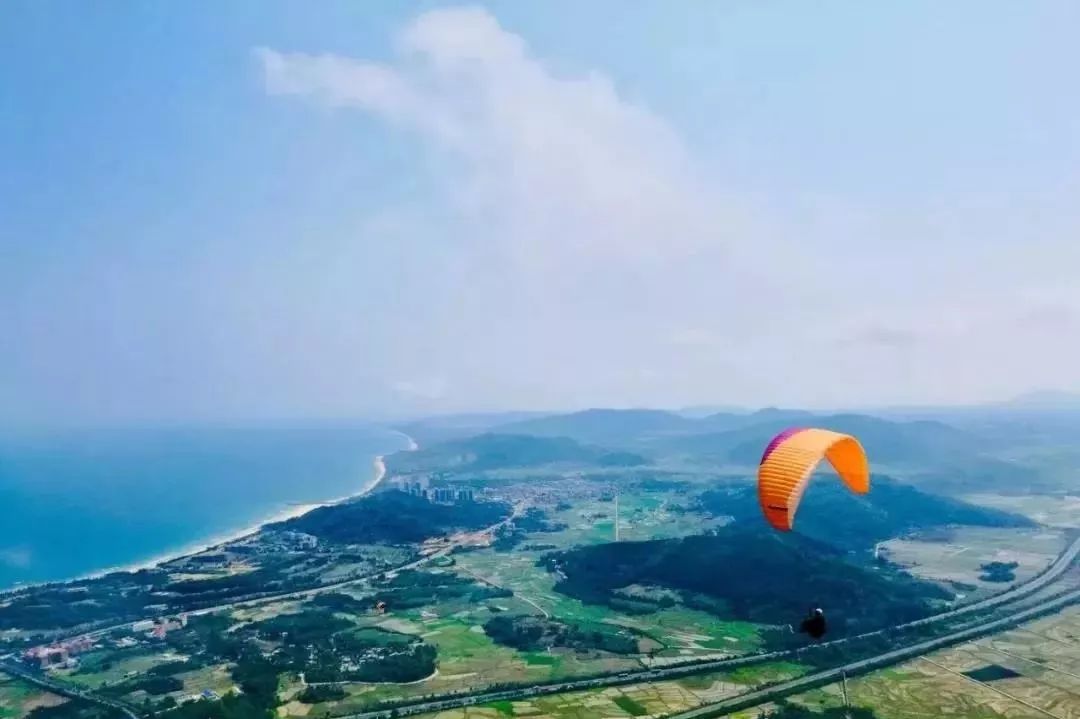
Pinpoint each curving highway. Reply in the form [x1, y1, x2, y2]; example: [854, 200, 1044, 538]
[668, 586, 1080, 719]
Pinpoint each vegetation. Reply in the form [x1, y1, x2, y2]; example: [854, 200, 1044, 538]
[273, 490, 511, 545]
[544, 526, 950, 634]
[386, 433, 648, 474]
[308, 591, 374, 613]
[297, 685, 347, 703]
[482, 614, 638, 654]
[979, 561, 1019, 583]
[26, 705, 128, 719]
[759, 702, 880, 719]
[698, 475, 1033, 551]
[370, 568, 511, 608]
[612, 695, 649, 716]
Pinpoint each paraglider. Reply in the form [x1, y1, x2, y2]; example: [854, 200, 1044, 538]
[798, 607, 827, 639]
[757, 427, 870, 532]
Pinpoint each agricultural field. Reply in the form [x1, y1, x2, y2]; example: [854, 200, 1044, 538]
[60, 648, 184, 690]
[275, 490, 760, 716]
[410, 662, 806, 719]
[453, 532, 762, 660]
[880, 526, 1068, 598]
[964, 493, 1080, 530]
[769, 604, 1080, 719]
[0, 674, 66, 719]
[528, 489, 725, 549]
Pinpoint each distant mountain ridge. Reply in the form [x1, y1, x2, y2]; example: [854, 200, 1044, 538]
[395, 405, 1049, 494]
[698, 475, 1033, 550]
[386, 432, 650, 474]
[488, 406, 980, 465]
[495, 408, 698, 445]
[396, 411, 553, 446]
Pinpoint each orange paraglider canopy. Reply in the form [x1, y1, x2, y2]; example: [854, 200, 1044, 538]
[757, 427, 869, 531]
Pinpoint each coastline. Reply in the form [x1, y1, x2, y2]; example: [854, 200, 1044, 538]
[1, 430, 418, 594]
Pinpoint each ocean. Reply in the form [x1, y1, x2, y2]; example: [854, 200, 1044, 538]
[0, 423, 409, 590]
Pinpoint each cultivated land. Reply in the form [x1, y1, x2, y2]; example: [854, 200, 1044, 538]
[0, 674, 66, 719]
[2, 407, 1079, 719]
[762, 603, 1080, 719]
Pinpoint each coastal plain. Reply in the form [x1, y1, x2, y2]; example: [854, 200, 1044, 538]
[2, 408, 1079, 719]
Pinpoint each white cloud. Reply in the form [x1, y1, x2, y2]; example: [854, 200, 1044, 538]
[255, 7, 1080, 410]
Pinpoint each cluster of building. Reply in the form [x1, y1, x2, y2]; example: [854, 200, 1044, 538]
[394, 475, 476, 504]
[23, 635, 95, 670]
[132, 613, 187, 639]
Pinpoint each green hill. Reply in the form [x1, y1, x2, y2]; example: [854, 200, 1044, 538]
[270, 490, 512, 544]
[663, 414, 980, 465]
[544, 526, 950, 634]
[385, 433, 650, 474]
[698, 475, 1034, 550]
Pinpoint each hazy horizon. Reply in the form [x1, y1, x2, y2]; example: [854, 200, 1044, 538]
[4, 2, 1079, 427]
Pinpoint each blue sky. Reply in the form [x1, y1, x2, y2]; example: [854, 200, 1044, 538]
[3, 2, 1079, 425]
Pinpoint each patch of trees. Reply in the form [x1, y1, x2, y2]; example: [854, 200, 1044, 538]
[515, 508, 569, 533]
[298, 685, 347, 703]
[252, 610, 353, 643]
[760, 701, 879, 718]
[544, 526, 950, 635]
[979, 561, 1019, 583]
[27, 705, 128, 719]
[162, 692, 271, 719]
[127, 675, 184, 696]
[371, 569, 511, 609]
[308, 591, 373, 614]
[482, 614, 637, 654]
[245, 608, 436, 684]
[146, 659, 200, 676]
[272, 490, 511, 545]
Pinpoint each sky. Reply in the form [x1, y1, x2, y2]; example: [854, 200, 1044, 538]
[2, 1, 1079, 425]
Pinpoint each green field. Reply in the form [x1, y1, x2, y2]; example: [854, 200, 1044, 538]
[0, 674, 65, 719]
[62, 649, 181, 690]
[776, 604, 1080, 719]
[418, 661, 808, 719]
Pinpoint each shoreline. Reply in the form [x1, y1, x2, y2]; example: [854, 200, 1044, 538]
[1, 430, 418, 595]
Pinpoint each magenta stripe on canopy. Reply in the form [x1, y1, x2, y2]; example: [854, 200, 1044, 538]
[760, 427, 806, 465]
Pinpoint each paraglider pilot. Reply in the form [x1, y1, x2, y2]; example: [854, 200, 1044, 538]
[798, 607, 827, 639]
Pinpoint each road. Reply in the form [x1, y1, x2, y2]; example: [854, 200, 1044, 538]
[9, 502, 529, 714]
[58, 502, 530, 644]
[0, 660, 140, 719]
[668, 586, 1080, 719]
[21, 527, 1080, 719]
[333, 534, 1080, 719]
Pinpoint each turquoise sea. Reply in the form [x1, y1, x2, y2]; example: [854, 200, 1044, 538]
[0, 423, 409, 590]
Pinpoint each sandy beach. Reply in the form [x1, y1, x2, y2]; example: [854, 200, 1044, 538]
[7, 432, 418, 592]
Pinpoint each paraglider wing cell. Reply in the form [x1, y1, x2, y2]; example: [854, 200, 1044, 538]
[757, 427, 870, 531]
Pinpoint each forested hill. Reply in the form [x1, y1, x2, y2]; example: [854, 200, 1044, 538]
[269, 490, 512, 544]
[545, 526, 950, 634]
[480, 407, 1041, 493]
[385, 433, 649, 474]
[697, 476, 1033, 550]
[655, 414, 981, 465]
